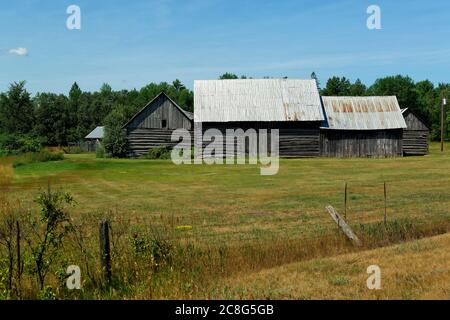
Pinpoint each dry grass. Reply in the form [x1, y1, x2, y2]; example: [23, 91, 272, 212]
[213, 233, 450, 300]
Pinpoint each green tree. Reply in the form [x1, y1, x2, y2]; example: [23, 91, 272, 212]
[33, 93, 70, 146]
[311, 72, 320, 90]
[349, 79, 367, 96]
[219, 73, 239, 80]
[103, 104, 129, 158]
[0, 81, 34, 134]
[321, 77, 352, 96]
[368, 75, 418, 109]
[415, 80, 436, 123]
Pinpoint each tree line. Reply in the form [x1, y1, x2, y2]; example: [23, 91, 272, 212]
[0, 74, 448, 154]
[0, 80, 193, 153]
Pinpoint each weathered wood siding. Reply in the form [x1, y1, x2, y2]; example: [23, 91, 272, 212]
[126, 94, 192, 130]
[402, 111, 429, 156]
[127, 128, 193, 157]
[320, 129, 403, 158]
[125, 93, 193, 157]
[198, 122, 320, 158]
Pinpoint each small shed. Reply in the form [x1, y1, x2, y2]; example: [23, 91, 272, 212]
[320, 96, 407, 157]
[401, 108, 430, 156]
[85, 126, 104, 141]
[123, 92, 193, 157]
[83, 126, 104, 152]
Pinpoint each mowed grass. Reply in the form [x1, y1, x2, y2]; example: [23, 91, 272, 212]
[6, 143, 450, 245]
[214, 233, 450, 300]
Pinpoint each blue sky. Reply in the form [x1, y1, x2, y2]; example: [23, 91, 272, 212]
[1, 0, 450, 94]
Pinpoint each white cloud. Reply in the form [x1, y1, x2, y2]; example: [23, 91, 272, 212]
[8, 47, 28, 57]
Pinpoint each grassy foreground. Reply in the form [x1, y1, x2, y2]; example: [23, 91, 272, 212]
[216, 233, 450, 300]
[0, 142, 449, 299]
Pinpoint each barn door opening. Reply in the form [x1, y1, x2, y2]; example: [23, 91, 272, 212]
[162, 119, 167, 129]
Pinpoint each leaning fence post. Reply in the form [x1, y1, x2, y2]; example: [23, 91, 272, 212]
[99, 220, 112, 285]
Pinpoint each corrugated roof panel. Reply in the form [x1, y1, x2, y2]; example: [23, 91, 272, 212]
[321, 96, 407, 130]
[194, 79, 324, 122]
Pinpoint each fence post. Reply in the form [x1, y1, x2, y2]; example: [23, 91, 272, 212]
[16, 220, 22, 298]
[99, 220, 112, 285]
[384, 182, 387, 226]
[344, 182, 348, 220]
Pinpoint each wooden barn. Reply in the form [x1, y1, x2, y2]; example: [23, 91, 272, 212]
[194, 79, 325, 157]
[123, 92, 193, 157]
[320, 96, 407, 157]
[401, 108, 430, 156]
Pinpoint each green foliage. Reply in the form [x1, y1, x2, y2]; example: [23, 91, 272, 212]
[96, 144, 106, 158]
[357, 219, 418, 245]
[0, 81, 34, 134]
[368, 75, 418, 111]
[37, 286, 57, 300]
[103, 105, 128, 158]
[30, 188, 75, 290]
[321, 76, 353, 96]
[0, 134, 44, 155]
[350, 79, 367, 96]
[0, 259, 11, 300]
[140, 146, 172, 160]
[13, 150, 64, 168]
[33, 93, 71, 146]
[129, 230, 173, 271]
[219, 73, 248, 80]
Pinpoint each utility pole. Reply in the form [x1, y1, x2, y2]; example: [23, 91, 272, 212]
[442, 98, 447, 152]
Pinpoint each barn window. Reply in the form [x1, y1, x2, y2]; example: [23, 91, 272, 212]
[162, 119, 167, 128]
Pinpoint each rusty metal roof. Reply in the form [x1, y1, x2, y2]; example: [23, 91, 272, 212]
[321, 96, 407, 130]
[194, 79, 324, 122]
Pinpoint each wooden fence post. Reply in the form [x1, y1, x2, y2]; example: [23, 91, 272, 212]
[99, 220, 112, 285]
[16, 220, 22, 298]
[344, 182, 348, 220]
[384, 182, 387, 226]
[326, 205, 362, 246]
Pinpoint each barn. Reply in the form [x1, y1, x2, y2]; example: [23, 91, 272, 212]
[320, 96, 407, 157]
[194, 79, 325, 157]
[123, 92, 193, 157]
[401, 108, 430, 156]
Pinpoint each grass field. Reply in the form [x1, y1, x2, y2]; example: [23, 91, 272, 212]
[6, 143, 450, 244]
[0, 142, 449, 299]
[215, 233, 450, 299]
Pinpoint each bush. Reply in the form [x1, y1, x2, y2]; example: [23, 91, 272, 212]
[140, 146, 172, 160]
[13, 150, 64, 168]
[96, 144, 106, 158]
[0, 134, 44, 155]
[103, 105, 129, 158]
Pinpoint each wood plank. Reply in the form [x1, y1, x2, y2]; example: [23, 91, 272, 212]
[325, 205, 362, 246]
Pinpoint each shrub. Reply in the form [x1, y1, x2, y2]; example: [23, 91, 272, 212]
[129, 227, 174, 271]
[96, 144, 106, 158]
[103, 105, 129, 158]
[13, 150, 64, 168]
[0, 134, 44, 155]
[140, 146, 172, 160]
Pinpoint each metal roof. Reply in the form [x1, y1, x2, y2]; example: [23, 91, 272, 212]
[321, 96, 407, 130]
[194, 79, 324, 122]
[85, 126, 104, 139]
